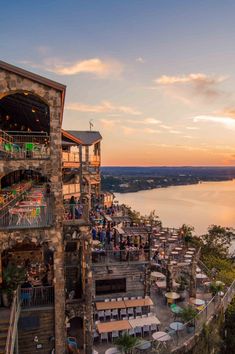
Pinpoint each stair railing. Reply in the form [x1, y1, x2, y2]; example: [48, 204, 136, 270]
[5, 285, 21, 354]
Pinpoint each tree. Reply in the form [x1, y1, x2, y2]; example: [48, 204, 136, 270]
[201, 225, 234, 258]
[115, 333, 140, 354]
[179, 224, 194, 244]
[223, 296, 235, 353]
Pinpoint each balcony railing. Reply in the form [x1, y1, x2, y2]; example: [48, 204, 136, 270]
[92, 249, 150, 265]
[21, 286, 54, 308]
[5, 286, 21, 354]
[0, 130, 50, 160]
[0, 199, 53, 230]
[62, 151, 80, 166]
[63, 183, 80, 197]
[63, 203, 89, 224]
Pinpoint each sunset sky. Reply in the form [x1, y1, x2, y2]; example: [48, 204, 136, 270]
[1, 1, 235, 166]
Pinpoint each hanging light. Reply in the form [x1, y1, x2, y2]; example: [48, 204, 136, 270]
[32, 108, 36, 113]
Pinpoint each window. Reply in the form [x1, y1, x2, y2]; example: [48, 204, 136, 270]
[96, 278, 126, 295]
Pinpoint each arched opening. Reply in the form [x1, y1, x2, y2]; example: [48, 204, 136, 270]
[0, 170, 53, 229]
[1, 240, 54, 308]
[0, 92, 50, 159]
[67, 316, 83, 352]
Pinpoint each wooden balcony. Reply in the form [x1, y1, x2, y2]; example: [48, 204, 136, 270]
[62, 151, 80, 168]
[63, 183, 80, 199]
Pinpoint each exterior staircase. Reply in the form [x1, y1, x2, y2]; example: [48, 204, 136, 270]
[0, 308, 10, 354]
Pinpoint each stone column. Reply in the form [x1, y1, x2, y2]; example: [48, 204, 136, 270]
[81, 227, 93, 354]
[53, 231, 66, 354]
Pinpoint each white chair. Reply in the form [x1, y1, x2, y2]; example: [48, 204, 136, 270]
[137, 296, 142, 299]
[112, 309, 119, 320]
[131, 296, 136, 300]
[101, 332, 108, 343]
[105, 309, 111, 320]
[117, 297, 122, 301]
[93, 329, 100, 342]
[136, 316, 141, 319]
[143, 325, 150, 336]
[104, 298, 110, 302]
[111, 331, 119, 342]
[123, 316, 128, 320]
[120, 309, 127, 319]
[129, 316, 134, 320]
[135, 307, 142, 316]
[148, 312, 154, 317]
[95, 320, 100, 325]
[142, 314, 147, 318]
[151, 323, 158, 333]
[134, 326, 142, 337]
[129, 328, 135, 336]
[111, 298, 116, 302]
[124, 297, 129, 301]
[127, 307, 134, 316]
[98, 311, 105, 321]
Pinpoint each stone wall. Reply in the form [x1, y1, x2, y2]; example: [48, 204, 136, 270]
[0, 67, 66, 353]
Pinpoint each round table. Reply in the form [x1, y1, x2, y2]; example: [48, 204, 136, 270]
[151, 271, 166, 280]
[152, 331, 171, 341]
[186, 251, 194, 255]
[175, 247, 183, 251]
[165, 292, 180, 300]
[105, 348, 121, 354]
[184, 254, 192, 258]
[135, 340, 151, 351]
[171, 251, 179, 255]
[190, 298, 205, 306]
[169, 321, 184, 331]
[196, 273, 207, 279]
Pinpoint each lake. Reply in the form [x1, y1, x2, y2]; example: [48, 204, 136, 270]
[115, 180, 235, 236]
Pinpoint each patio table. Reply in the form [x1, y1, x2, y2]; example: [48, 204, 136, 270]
[151, 271, 165, 280]
[97, 320, 131, 333]
[184, 254, 192, 258]
[169, 321, 184, 331]
[129, 315, 160, 328]
[165, 292, 180, 300]
[96, 300, 125, 311]
[135, 340, 151, 351]
[175, 247, 183, 251]
[105, 348, 121, 354]
[152, 331, 171, 341]
[190, 298, 205, 306]
[124, 298, 153, 308]
[196, 273, 207, 279]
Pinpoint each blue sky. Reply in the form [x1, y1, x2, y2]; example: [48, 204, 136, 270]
[1, 0, 235, 165]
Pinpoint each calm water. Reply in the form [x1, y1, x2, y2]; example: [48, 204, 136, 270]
[115, 180, 235, 235]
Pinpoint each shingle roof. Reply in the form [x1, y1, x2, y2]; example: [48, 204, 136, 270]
[66, 131, 102, 145]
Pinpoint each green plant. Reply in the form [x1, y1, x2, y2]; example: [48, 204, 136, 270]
[178, 275, 188, 291]
[115, 333, 140, 354]
[2, 264, 26, 298]
[209, 281, 224, 296]
[179, 306, 197, 324]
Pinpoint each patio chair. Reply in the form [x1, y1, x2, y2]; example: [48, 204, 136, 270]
[111, 331, 119, 342]
[143, 325, 150, 336]
[111, 309, 119, 320]
[120, 308, 127, 319]
[135, 306, 142, 316]
[93, 329, 100, 342]
[150, 323, 158, 333]
[105, 310, 111, 320]
[117, 297, 122, 301]
[104, 298, 110, 302]
[111, 298, 116, 302]
[128, 328, 135, 336]
[134, 326, 142, 337]
[101, 332, 108, 343]
[127, 307, 134, 316]
[137, 296, 142, 299]
[131, 296, 136, 300]
[123, 297, 129, 300]
[98, 311, 105, 321]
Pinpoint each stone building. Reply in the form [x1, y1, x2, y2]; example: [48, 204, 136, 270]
[0, 60, 94, 354]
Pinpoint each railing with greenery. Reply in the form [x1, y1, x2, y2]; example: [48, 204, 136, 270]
[5, 286, 21, 354]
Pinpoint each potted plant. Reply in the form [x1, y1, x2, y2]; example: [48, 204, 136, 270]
[1, 264, 26, 307]
[178, 275, 188, 300]
[209, 281, 224, 296]
[115, 333, 140, 354]
[179, 306, 197, 333]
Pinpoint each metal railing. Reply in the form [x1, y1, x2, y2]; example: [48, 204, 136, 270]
[21, 286, 54, 308]
[0, 201, 53, 230]
[0, 130, 50, 159]
[63, 203, 89, 223]
[5, 286, 21, 354]
[92, 249, 150, 265]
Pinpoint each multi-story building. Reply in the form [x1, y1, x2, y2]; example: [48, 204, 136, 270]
[0, 61, 151, 354]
